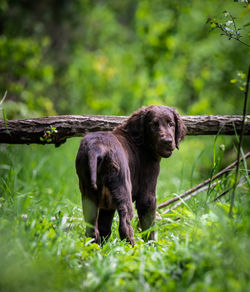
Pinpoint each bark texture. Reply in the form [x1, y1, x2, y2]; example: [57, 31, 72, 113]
[0, 115, 249, 145]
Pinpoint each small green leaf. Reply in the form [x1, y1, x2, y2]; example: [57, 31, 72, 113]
[230, 79, 237, 84]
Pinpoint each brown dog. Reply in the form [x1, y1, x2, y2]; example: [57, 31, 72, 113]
[75, 105, 186, 245]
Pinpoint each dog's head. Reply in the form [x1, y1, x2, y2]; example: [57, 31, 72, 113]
[122, 105, 186, 158]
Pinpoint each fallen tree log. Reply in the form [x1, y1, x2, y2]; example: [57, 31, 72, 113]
[0, 115, 249, 145]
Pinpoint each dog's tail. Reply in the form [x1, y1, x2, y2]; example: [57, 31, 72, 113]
[88, 149, 100, 191]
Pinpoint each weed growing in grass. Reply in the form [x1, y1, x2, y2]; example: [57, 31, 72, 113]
[0, 137, 249, 292]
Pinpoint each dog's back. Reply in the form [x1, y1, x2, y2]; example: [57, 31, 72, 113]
[75, 131, 132, 210]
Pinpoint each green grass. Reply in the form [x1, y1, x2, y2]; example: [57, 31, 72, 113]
[0, 137, 249, 292]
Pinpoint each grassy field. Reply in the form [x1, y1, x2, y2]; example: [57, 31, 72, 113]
[0, 136, 250, 292]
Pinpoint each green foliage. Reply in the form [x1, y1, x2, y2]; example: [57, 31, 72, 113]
[230, 71, 248, 91]
[40, 126, 58, 143]
[0, 138, 249, 291]
[0, 36, 55, 118]
[0, 0, 249, 116]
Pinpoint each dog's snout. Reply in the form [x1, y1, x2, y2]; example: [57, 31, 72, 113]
[162, 137, 173, 145]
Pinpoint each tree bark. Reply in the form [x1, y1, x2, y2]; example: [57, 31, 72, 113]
[0, 115, 249, 145]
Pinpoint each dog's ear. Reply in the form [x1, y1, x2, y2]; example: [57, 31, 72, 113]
[121, 107, 147, 146]
[173, 108, 187, 149]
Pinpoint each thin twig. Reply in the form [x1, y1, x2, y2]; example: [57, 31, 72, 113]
[230, 65, 250, 217]
[234, 38, 250, 48]
[207, 13, 250, 47]
[162, 176, 247, 215]
[157, 152, 250, 210]
[213, 176, 247, 202]
[161, 180, 219, 214]
[229, 12, 238, 36]
[213, 187, 231, 202]
[229, 11, 250, 47]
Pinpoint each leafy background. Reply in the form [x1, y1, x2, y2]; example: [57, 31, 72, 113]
[0, 0, 250, 291]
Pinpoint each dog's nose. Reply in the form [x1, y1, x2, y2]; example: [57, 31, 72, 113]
[162, 137, 173, 145]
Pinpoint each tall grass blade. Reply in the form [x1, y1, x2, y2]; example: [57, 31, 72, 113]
[230, 65, 250, 217]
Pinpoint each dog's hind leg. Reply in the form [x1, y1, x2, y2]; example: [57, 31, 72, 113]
[117, 203, 135, 246]
[98, 208, 116, 243]
[81, 187, 100, 244]
[114, 186, 135, 246]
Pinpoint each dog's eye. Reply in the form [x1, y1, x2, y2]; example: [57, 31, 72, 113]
[152, 120, 159, 128]
[169, 121, 175, 127]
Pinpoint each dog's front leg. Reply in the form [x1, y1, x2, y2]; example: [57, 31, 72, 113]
[136, 193, 156, 241]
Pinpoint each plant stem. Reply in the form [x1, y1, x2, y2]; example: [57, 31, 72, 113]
[225, 35, 250, 47]
[235, 38, 250, 48]
[229, 12, 237, 36]
[229, 65, 250, 217]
